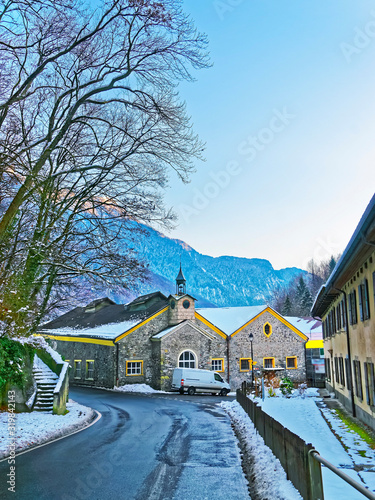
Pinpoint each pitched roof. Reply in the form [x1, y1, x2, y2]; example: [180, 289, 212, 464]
[175, 265, 186, 282]
[196, 305, 267, 336]
[40, 294, 169, 340]
[284, 316, 322, 339]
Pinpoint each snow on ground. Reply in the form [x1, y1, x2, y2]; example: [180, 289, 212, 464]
[238, 389, 375, 500]
[221, 400, 303, 500]
[112, 383, 169, 394]
[0, 401, 95, 460]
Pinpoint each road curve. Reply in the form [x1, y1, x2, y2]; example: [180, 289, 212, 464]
[0, 387, 250, 500]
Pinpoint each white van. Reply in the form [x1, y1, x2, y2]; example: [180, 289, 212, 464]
[171, 368, 231, 396]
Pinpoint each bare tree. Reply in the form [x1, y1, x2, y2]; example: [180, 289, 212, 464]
[0, 0, 210, 336]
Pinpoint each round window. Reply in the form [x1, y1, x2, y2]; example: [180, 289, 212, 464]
[170, 300, 176, 309]
[183, 300, 190, 309]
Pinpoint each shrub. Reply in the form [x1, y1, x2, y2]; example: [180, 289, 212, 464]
[280, 376, 294, 397]
[0, 337, 35, 391]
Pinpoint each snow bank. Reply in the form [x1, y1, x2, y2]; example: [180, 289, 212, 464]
[0, 401, 95, 460]
[112, 383, 168, 394]
[221, 400, 302, 500]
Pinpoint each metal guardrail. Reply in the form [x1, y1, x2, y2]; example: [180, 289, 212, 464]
[309, 450, 375, 500]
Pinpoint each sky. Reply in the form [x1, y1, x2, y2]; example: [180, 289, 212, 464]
[161, 0, 375, 270]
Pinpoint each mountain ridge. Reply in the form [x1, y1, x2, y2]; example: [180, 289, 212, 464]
[121, 222, 306, 308]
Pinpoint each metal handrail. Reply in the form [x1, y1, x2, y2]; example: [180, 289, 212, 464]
[309, 449, 375, 500]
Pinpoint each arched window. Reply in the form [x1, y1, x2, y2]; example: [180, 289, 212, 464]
[178, 351, 196, 368]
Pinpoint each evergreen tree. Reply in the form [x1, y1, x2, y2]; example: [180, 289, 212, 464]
[282, 295, 292, 316]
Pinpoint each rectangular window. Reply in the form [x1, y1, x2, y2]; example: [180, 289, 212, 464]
[240, 358, 251, 372]
[86, 360, 94, 380]
[212, 358, 224, 372]
[364, 362, 375, 406]
[336, 304, 341, 331]
[126, 360, 143, 376]
[363, 280, 370, 320]
[74, 360, 82, 379]
[325, 358, 331, 381]
[349, 290, 358, 325]
[345, 357, 351, 390]
[263, 357, 275, 369]
[334, 357, 339, 384]
[353, 360, 363, 400]
[339, 357, 345, 386]
[358, 284, 364, 322]
[286, 356, 297, 369]
[341, 299, 346, 329]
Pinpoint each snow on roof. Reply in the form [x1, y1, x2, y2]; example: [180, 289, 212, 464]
[41, 318, 141, 340]
[152, 324, 180, 339]
[196, 305, 267, 335]
[284, 317, 322, 339]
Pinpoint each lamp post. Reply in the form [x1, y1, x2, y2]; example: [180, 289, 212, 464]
[249, 332, 254, 388]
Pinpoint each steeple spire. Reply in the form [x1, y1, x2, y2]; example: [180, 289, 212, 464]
[175, 264, 186, 296]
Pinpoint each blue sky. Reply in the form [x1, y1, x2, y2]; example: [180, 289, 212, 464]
[162, 0, 375, 270]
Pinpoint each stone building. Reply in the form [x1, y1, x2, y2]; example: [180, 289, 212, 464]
[312, 193, 375, 430]
[39, 267, 309, 391]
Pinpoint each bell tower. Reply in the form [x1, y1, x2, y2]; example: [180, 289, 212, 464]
[168, 265, 195, 325]
[175, 264, 186, 296]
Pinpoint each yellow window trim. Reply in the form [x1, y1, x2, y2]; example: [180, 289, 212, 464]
[194, 312, 227, 339]
[115, 307, 168, 342]
[39, 334, 114, 346]
[263, 357, 275, 368]
[231, 307, 308, 341]
[74, 360, 82, 378]
[286, 356, 297, 369]
[263, 322, 272, 337]
[212, 357, 225, 372]
[126, 360, 144, 376]
[86, 360, 95, 379]
[239, 357, 252, 372]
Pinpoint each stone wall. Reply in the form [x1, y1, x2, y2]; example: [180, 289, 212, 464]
[53, 340, 116, 388]
[157, 322, 227, 391]
[229, 311, 306, 389]
[117, 309, 169, 386]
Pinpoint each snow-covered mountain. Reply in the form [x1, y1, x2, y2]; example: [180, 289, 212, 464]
[121, 222, 306, 308]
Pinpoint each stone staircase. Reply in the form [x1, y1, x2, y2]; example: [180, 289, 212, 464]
[32, 356, 59, 413]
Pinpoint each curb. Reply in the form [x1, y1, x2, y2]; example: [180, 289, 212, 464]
[0, 405, 100, 463]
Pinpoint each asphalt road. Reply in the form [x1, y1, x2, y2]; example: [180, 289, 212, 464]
[0, 388, 250, 500]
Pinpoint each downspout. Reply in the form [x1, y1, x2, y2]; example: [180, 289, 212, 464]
[335, 288, 356, 417]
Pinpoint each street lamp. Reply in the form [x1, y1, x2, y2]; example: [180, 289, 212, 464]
[249, 332, 254, 388]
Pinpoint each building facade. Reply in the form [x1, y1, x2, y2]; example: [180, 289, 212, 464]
[40, 270, 309, 391]
[312, 193, 375, 430]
